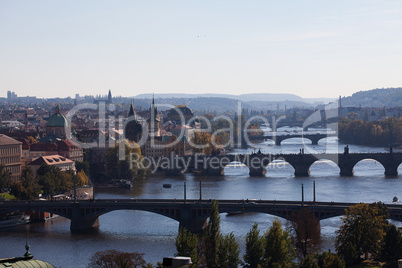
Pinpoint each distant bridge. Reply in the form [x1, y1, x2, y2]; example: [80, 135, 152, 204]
[2, 199, 402, 233]
[154, 152, 402, 177]
[262, 132, 337, 145]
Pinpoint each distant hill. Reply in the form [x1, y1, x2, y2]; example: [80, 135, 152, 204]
[341, 88, 402, 108]
[135, 93, 333, 104]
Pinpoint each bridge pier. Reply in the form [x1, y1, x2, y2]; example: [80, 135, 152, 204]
[294, 165, 310, 177]
[249, 167, 266, 177]
[178, 206, 208, 233]
[339, 166, 353, 176]
[384, 166, 398, 176]
[70, 205, 100, 233]
[206, 166, 224, 176]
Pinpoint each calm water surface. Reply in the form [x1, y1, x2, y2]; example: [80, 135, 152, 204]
[1, 137, 401, 267]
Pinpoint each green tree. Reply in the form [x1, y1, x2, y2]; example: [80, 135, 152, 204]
[175, 227, 199, 267]
[15, 167, 41, 200]
[335, 203, 387, 265]
[218, 232, 240, 268]
[380, 224, 402, 268]
[203, 199, 221, 268]
[37, 165, 73, 196]
[0, 165, 11, 191]
[300, 255, 319, 268]
[243, 222, 264, 268]
[322, 252, 345, 268]
[264, 218, 296, 268]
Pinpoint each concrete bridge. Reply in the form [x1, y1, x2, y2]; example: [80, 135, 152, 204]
[2, 199, 402, 233]
[262, 133, 337, 145]
[155, 152, 402, 177]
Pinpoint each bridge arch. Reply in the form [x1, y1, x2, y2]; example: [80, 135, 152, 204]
[223, 161, 250, 176]
[309, 159, 340, 177]
[353, 158, 386, 176]
[265, 159, 294, 177]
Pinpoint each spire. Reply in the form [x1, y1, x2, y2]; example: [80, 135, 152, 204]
[128, 99, 137, 119]
[108, 89, 112, 103]
[55, 104, 60, 114]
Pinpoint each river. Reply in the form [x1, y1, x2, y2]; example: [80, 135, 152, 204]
[1, 135, 401, 267]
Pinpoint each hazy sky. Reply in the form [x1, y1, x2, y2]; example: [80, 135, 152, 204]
[1, 0, 402, 99]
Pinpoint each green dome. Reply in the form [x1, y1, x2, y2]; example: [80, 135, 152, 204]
[47, 105, 68, 127]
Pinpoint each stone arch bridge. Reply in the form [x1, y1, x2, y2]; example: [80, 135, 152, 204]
[152, 152, 402, 177]
[2, 199, 402, 233]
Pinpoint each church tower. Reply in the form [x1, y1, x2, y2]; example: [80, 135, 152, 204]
[108, 89, 112, 104]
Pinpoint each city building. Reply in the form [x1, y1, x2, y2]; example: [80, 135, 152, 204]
[46, 104, 69, 139]
[0, 134, 22, 181]
[29, 154, 75, 177]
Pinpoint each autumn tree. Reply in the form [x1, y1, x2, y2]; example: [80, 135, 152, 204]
[87, 250, 146, 268]
[264, 218, 296, 268]
[335, 203, 388, 265]
[175, 227, 199, 267]
[243, 222, 264, 268]
[289, 207, 321, 258]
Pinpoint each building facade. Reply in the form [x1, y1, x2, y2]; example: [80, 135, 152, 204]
[0, 134, 22, 181]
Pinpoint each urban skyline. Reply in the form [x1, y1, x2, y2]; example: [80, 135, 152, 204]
[1, 1, 402, 99]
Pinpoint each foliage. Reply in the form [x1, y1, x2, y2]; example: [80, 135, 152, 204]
[175, 227, 199, 267]
[335, 203, 388, 265]
[218, 232, 240, 268]
[289, 208, 321, 258]
[75, 170, 89, 186]
[27, 136, 39, 144]
[263, 218, 296, 268]
[87, 249, 146, 268]
[322, 252, 345, 268]
[203, 199, 221, 268]
[300, 255, 319, 268]
[75, 160, 90, 176]
[243, 222, 264, 268]
[106, 141, 148, 182]
[380, 224, 402, 267]
[9, 167, 41, 200]
[36, 164, 73, 196]
[0, 165, 11, 191]
[338, 117, 402, 147]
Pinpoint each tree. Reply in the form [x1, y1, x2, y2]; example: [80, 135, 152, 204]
[289, 208, 321, 258]
[243, 222, 264, 268]
[203, 199, 221, 268]
[175, 227, 199, 267]
[87, 250, 146, 268]
[300, 255, 319, 268]
[0, 165, 11, 191]
[218, 232, 240, 268]
[322, 252, 345, 268]
[264, 218, 296, 268]
[9, 167, 41, 200]
[380, 224, 402, 268]
[335, 203, 387, 265]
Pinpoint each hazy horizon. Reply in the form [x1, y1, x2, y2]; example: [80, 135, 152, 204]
[1, 1, 402, 99]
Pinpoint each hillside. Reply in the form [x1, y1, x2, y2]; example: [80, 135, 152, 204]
[341, 88, 402, 107]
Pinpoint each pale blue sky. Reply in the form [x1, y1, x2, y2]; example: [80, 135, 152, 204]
[1, 0, 402, 99]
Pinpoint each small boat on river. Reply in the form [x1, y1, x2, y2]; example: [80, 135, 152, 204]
[163, 184, 172, 188]
[393, 196, 399, 203]
[0, 213, 30, 228]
